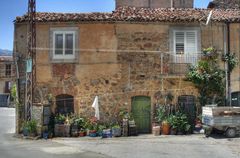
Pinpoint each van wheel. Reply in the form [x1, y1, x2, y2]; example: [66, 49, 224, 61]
[225, 128, 236, 138]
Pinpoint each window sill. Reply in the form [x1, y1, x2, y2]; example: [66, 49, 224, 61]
[50, 58, 78, 64]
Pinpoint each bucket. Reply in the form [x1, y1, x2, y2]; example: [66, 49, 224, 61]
[152, 126, 160, 136]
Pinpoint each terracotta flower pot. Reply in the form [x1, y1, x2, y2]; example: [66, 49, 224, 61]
[161, 121, 170, 135]
[79, 131, 86, 137]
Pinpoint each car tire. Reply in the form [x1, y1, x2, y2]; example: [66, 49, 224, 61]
[225, 128, 236, 138]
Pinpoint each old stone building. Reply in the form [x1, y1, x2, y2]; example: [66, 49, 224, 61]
[0, 56, 14, 107]
[14, 0, 240, 133]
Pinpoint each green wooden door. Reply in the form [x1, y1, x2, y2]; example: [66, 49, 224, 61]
[131, 96, 151, 133]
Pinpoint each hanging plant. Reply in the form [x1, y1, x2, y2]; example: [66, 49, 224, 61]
[222, 53, 238, 73]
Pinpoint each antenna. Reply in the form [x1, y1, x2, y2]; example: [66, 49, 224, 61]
[206, 10, 213, 25]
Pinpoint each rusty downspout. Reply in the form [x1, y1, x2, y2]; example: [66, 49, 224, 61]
[227, 22, 231, 106]
[224, 22, 231, 106]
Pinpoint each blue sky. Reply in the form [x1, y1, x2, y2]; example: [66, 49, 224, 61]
[0, 0, 211, 51]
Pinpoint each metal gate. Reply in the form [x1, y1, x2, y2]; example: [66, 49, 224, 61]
[178, 95, 196, 124]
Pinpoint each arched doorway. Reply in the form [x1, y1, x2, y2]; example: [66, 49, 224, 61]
[55, 94, 74, 115]
[131, 96, 151, 133]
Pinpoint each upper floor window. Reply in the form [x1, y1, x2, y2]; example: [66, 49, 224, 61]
[171, 28, 200, 65]
[5, 64, 11, 77]
[53, 31, 75, 59]
[174, 30, 197, 55]
[50, 28, 78, 63]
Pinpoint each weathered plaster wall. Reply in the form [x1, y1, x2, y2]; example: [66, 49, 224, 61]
[229, 24, 240, 92]
[14, 22, 240, 127]
[34, 23, 198, 121]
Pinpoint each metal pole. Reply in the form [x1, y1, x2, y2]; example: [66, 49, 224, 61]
[25, 0, 36, 121]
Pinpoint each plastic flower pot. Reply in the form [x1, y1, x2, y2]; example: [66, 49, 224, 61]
[43, 132, 49, 139]
[23, 128, 29, 136]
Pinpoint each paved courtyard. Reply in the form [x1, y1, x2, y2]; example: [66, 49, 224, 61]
[54, 134, 240, 158]
[0, 107, 239, 158]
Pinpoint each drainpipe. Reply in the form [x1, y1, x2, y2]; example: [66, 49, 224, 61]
[227, 22, 232, 106]
[224, 22, 231, 106]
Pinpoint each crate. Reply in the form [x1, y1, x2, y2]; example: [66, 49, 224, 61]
[54, 124, 70, 137]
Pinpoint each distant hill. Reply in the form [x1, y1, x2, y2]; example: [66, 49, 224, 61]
[0, 49, 12, 56]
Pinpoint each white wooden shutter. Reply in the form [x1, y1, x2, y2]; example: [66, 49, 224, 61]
[185, 31, 197, 54]
[173, 30, 198, 64]
[175, 32, 185, 54]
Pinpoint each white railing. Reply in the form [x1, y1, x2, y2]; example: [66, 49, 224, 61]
[169, 53, 202, 65]
[167, 53, 202, 75]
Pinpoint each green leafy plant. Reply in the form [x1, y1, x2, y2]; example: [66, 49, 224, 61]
[187, 47, 225, 107]
[86, 117, 98, 131]
[97, 124, 106, 132]
[54, 114, 66, 124]
[23, 119, 37, 135]
[156, 106, 168, 123]
[168, 114, 178, 130]
[168, 112, 191, 133]
[222, 53, 238, 73]
[112, 124, 120, 129]
[118, 108, 133, 120]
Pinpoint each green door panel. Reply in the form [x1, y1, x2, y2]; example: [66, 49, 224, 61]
[131, 96, 151, 133]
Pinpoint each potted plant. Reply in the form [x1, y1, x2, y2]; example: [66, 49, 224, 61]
[156, 105, 170, 135]
[54, 114, 66, 124]
[175, 112, 191, 135]
[79, 129, 86, 137]
[42, 126, 49, 139]
[87, 117, 98, 137]
[112, 124, 121, 137]
[97, 124, 106, 137]
[22, 119, 37, 137]
[161, 120, 170, 135]
[70, 116, 85, 137]
[168, 114, 178, 135]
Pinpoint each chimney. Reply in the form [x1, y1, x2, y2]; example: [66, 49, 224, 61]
[116, 0, 194, 9]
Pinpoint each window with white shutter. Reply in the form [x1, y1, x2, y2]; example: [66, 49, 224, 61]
[173, 30, 198, 64]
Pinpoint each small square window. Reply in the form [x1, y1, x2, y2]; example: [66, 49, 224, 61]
[5, 64, 11, 77]
[50, 28, 78, 62]
[53, 31, 75, 59]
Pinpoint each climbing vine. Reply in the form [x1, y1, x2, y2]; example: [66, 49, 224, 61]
[187, 47, 225, 107]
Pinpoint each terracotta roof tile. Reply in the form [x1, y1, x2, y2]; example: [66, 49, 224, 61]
[15, 7, 240, 23]
[0, 56, 13, 62]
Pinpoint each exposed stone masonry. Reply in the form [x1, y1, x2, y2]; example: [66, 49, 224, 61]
[209, 0, 240, 9]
